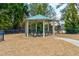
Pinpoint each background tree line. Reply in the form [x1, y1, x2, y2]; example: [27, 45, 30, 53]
[0, 3, 56, 32]
[0, 3, 79, 34]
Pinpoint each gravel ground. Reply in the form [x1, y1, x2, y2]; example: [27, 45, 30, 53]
[0, 33, 79, 56]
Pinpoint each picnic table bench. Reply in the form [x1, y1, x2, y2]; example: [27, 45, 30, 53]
[0, 31, 4, 42]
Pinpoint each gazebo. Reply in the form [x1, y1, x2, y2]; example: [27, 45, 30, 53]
[25, 14, 58, 37]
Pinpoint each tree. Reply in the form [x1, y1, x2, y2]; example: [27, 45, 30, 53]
[28, 3, 48, 16]
[7, 3, 25, 29]
[0, 11, 13, 30]
[28, 3, 56, 17]
[0, 3, 26, 30]
[56, 3, 79, 33]
[0, 4, 13, 30]
[64, 4, 79, 33]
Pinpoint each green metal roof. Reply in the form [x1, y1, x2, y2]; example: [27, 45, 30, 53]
[27, 14, 51, 20]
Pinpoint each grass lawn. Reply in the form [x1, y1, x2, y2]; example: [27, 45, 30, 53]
[56, 34, 79, 40]
[0, 33, 79, 56]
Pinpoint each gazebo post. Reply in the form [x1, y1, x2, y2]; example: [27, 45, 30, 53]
[48, 21, 49, 34]
[43, 20, 45, 37]
[25, 21, 27, 36]
[52, 21, 55, 35]
[26, 20, 29, 37]
[35, 22, 37, 34]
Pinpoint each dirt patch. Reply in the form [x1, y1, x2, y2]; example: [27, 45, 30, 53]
[0, 33, 79, 56]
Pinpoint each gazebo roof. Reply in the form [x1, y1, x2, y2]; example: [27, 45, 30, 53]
[27, 14, 51, 20]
